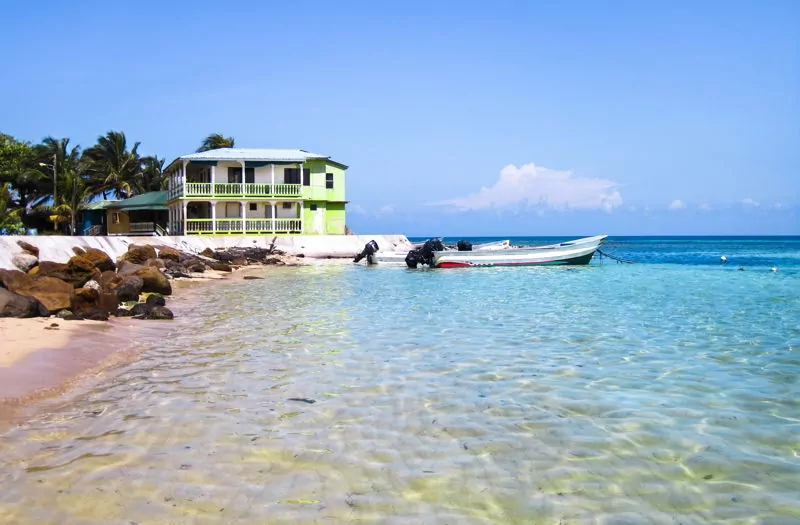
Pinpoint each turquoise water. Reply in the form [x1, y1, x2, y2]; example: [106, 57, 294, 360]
[1, 238, 799, 523]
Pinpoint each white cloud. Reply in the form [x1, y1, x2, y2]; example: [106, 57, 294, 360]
[349, 204, 367, 214]
[668, 199, 686, 210]
[377, 205, 395, 216]
[698, 203, 712, 211]
[430, 163, 623, 213]
[741, 198, 760, 207]
[771, 202, 785, 210]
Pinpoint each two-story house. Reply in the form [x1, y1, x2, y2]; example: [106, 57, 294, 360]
[164, 148, 347, 235]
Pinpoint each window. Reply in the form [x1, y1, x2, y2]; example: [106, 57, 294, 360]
[284, 168, 300, 185]
[282, 202, 292, 209]
[302, 169, 311, 186]
[249, 203, 257, 211]
[325, 173, 334, 189]
[310, 204, 318, 211]
[111, 212, 121, 224]
[227, 167, 255, 183]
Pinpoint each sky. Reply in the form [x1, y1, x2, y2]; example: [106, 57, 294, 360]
[1, 0, 797, 235]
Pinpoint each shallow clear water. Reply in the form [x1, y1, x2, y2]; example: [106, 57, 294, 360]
[1, 238, 799, 524]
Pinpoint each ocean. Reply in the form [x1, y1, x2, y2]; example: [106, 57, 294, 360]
[1, 236, 798, 523]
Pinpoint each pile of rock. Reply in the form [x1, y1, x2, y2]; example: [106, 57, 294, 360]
[1, 241, 294, 320]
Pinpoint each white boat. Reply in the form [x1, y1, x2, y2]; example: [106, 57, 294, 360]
[376, 239, 511, 264]
[432, 235, 607, 268]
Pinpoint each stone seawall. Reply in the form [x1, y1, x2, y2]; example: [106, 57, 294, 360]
[0, 235, 413, 271]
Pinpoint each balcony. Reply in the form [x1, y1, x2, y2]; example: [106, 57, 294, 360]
[185, 218, 303, 235]
[168, 183, 302, 200]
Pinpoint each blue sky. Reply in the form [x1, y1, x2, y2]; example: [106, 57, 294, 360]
[1, 0, 797, 235]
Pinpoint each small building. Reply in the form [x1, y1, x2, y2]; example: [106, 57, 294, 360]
[82, 191, 169, 236]
[163, 148, 347, 235]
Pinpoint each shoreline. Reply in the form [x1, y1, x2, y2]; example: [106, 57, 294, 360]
[0, 258, 352, 428]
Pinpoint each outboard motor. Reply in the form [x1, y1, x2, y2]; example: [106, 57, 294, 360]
[405, 239, 446, 268]
[353, 240, 379, 264]
[457, 240, 472, 251]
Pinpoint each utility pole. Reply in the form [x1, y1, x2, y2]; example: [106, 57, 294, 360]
[52, 153, 57, 232]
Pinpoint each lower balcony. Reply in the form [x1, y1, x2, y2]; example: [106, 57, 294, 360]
[185, 218, 303, 235]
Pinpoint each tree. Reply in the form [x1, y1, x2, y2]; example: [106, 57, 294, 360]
[197, 133, 234, 152]
[0, 182, 25, 234]
[53, 167, 93, 235]
[83, 131, 142, 199]
[134, 155, 166, 194]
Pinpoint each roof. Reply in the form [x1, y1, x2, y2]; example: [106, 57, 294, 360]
[164, 148, 348, 172]
[84, 199, 119, 210]
[109, 191, 168, 211]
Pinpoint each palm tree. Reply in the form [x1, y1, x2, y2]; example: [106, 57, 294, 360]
[0, 182, 25, 234]
[34, 137, 83, 225]
[197, 133, 235, 152]
[83, 131, 142, 199]
[52, 167, 93, 235]
[133, 155, 166, 194]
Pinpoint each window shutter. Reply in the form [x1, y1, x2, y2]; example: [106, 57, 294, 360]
[245, 168, 255, 184]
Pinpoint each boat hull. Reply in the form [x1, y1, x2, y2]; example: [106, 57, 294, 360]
[433, 236, 605, 268]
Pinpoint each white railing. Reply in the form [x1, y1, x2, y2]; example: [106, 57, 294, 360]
[173, 183, 302, 198]
[184, 218, 303, 234]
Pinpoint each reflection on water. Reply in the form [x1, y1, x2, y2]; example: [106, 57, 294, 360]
[1, 261, 799, 524]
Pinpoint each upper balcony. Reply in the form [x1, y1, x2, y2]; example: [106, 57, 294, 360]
[168, 182, 302, 201]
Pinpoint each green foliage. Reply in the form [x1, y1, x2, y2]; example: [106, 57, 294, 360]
[197, 133, 235, 152]
[0, 182, 25, 234]
[83, 131, 142, 199]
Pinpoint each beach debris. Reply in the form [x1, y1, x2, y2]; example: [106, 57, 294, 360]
[721, 256, 727, 263]
[288, 398, 316, 404]
[243, 276, 264, 280]
[44, 322, 59, 330]
[738, 267, 745, 271]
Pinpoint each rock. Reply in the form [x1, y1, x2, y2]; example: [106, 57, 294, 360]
[145, 294, 166, 307]
[12, 252, 38, 272]
[0, 269, 73, 312]
[113, 307, 134, 317]
[55, 309, 74, 319]
[117, 260, 144, 275]
[16, 240, 39, 257]
[132, 267, 172, 295]
[208, 261, 232, 272]
[120, 244, 157, 264]
[82, 247, 116, 272]
[72, 246, 86, 256]
[27, 266, 40, 276]
[70, 287, 99, 318]
[164, 263, 191, 278]
[144, 258, 166, 269]
[200, 248, 215, 258]
[97, 292, 119, 314]
[156, 246, 181, 262]
[83, 308, 109, 321]
[130, 303, 150, 316]
[0, 287, 47, 318]
[264, 256, 286, 266]
[147, 306, 174, 320]
[36, 256, 96, 288]
[83, 280, 102, 292]
[231, 256, 248, 266]
[114, 276, 143, 302]
[185, 260, 206, 273]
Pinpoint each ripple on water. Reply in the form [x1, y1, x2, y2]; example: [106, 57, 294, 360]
[1, 261, 799, 523]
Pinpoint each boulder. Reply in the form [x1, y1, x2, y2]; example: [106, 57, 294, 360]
[37, 256, 96, 288]
[55, 309, 74, 319]
[0, 287, 47, 318]
[208, 261, 232, 272]
[83, 280, 102, 292]
[12, 252, 38, 272]
[147, 306, 174, 320]
[132, 266, 172, 295]
[120, 244, 157, 264]
[27, 266, 40, 276]
[156, 246, 181, 262]
[70, 287, 99, 318]
[97, 292, 120, 314]
[185, 259, 206, 273]
[72, 246, 86, 256]
[200, 248, 214, 258]
[82, 247, 116, 272]
[164, 264, 191, 278]
[0, 270, 72, 312]
[145, 294, 166, 308]
[264, 256, 286, 265]
[118, 260, 144, 275]
[16, 240, 39, 257]
[97, 272, 144, 302]
[144, 258, 166, 269]
[113, 307, 134, 317]
[81, 308, 109, 321]
[130, 302, 150, 317]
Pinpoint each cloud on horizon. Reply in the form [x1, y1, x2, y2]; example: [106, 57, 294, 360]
[430, 163, 623, 213]
[668, 199, 686, 210]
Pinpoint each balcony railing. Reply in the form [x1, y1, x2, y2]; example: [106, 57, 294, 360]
[185, 218, 303, 235]
[170, 183, 302, 199]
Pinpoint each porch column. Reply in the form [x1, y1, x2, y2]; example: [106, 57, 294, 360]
[271, 201, 277, 234]
[182, 160, 188, 189]
[210, 165, 216, 193]
[241, 200, 247, 234]
[270, 163, 275, 194]
[210, 200, 217, 234]
[182, 202, 188, 235]
[240, 161, 247, 196]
